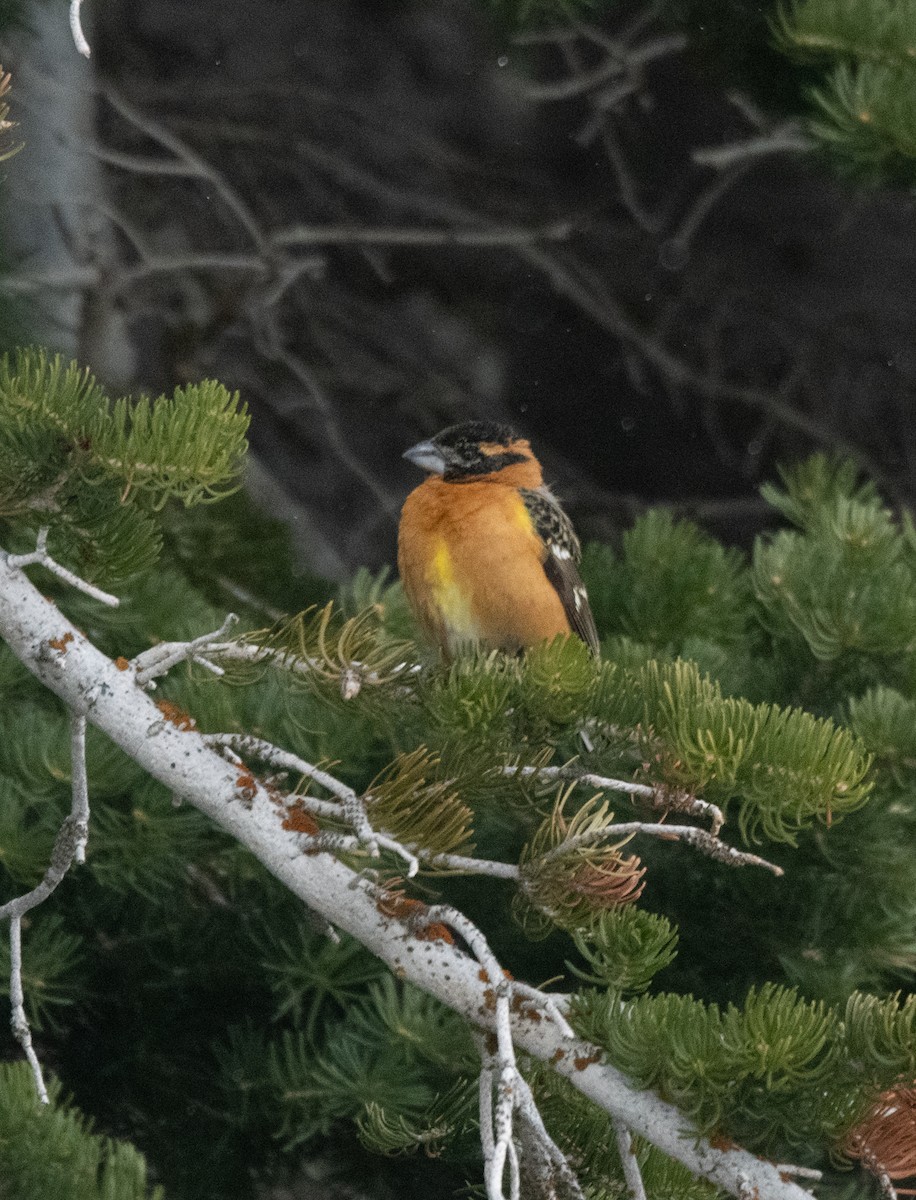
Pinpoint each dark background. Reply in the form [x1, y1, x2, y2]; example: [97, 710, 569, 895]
[6, 0, 915, 581]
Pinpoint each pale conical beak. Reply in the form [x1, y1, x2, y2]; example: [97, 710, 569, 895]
[403, 439, 447, 475]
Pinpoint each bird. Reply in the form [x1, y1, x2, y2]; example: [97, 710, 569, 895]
[398, 421, 600, 658]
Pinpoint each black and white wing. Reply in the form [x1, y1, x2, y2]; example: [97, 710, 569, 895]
[521, 486, 600, 655]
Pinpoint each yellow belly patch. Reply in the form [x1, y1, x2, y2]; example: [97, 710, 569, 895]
[429, 540, 479, 640]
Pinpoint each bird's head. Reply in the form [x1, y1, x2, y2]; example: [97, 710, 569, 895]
[403, 421, 538, 483]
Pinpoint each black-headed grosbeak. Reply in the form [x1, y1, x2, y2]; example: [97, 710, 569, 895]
[398, 421, 599, 657]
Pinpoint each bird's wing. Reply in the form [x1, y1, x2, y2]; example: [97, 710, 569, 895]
[520, 486, 600, 655]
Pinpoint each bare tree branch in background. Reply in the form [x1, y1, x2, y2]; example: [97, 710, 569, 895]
[3, 0, 915, 572]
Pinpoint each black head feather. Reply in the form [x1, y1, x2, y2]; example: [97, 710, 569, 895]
[429, 421, 530, 480]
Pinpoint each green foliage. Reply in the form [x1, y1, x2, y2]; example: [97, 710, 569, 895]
[582, 511, 748, 652]
[261, 925, 387, 1039]
[0, 1063, 162, 1200]
[775, 0, 916, 68]
[846, 685, 916, 765]
[516, 790, 646, 934]
[755, 456, 916, 661]
[268, 978, 476, 1151]
[775, 0, 916, 183]
[570, 908, 679, 993]
[365, 748, 476, 862]
[0, 348, 248, 584]
[595, 656, 872, 841]
[0, 912, 83, 1031]
[842, 990, 916, 1085]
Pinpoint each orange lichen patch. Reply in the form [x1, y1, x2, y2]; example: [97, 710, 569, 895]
[235, 769, 258, 803]
[551, 1049, 566, 1064]
[478, 968, 490, 983]
[573, 1051, 601, 1072]
[154, 699, 197, 731]
[281, 801, 320, 836]
[415, 922, 455, 945]
[708, 1131, 739, 1153]
[375, 889, 454, 942]
[376, 891, 429, 922]
[510, 994, 542, 1023]
[48, 632, 74, 653]
[843, 1086, 916, 1183]
[482, 988, 497, 1012]
[114, 655, 130, 671]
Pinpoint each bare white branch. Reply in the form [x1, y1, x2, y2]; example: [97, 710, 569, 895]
[6, 529, 119, 607]
[69, 0, 91, 58]
[515, 1069, 585, 1199]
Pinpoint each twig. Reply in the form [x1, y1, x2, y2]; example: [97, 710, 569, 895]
[6, 528, 119, 607]
[774, 1165, 823, 1181]
[131, 613, 239, 686]
[8, 918, 49, 1104]
[537, 822, 783, 876]
[614, 1119, 648, 1200]
[693, 129, 814, 170]
[511, 981, 575, 1040]
[505, 763, 725, 835]
[272, 221, 573, 248]
[204, 639, 422, 687]
[425, 906, 518, 1200]
[1, 713, 91, 1102]
[100, 85, 269, 254]
[69, 0, 91, 58]
[515, 1070, 585, 1198]
[521, 56, 625, 103]
[70, 714, 89, 865]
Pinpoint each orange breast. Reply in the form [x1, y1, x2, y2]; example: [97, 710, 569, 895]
[398, 477, 571, 655]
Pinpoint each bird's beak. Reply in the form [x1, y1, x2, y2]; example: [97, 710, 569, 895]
[403, 439, 447, 475]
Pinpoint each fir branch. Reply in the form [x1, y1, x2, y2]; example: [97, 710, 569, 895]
[774, 0, 916, 69]
[0, 548, 820, 1200]
[212, 603, 419, 697]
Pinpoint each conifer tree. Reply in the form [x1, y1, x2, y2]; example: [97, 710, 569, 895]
[2, 348, 916, 1200]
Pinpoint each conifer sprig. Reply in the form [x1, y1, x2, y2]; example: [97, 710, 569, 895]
[0, 348, 248, 584]
[774, 0, 916, 182]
